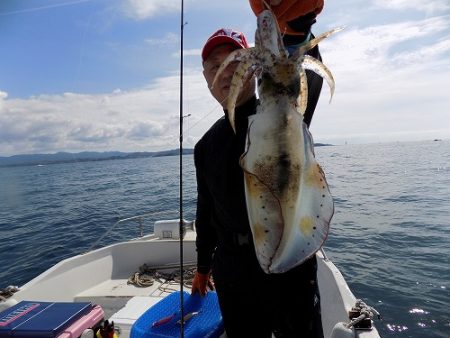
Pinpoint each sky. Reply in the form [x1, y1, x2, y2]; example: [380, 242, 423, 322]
[0, 0, 449, 156]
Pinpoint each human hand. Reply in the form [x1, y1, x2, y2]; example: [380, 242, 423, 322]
[249, 0, 324, 36]
[191, 271, 215, 296]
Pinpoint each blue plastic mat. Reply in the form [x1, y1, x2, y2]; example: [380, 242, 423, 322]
[130, 291, 223, 338]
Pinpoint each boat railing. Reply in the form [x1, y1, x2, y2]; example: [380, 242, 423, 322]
[86, 210, 179, 253]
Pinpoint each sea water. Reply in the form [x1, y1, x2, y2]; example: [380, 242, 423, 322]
[0, 140, 449, 337]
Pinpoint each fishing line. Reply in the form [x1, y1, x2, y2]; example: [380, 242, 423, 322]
[0, 0, 92, 16]
[184, 102, 221, 132]
[73, 5, 95, 95]
[185, 73, 257, 135]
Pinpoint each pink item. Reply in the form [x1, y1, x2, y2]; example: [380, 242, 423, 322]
[57, 305, 104, 338]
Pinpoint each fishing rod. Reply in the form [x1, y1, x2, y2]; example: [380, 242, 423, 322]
[178, 0, 186, 336]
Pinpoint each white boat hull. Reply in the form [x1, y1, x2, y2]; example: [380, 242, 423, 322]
[3, 227, 380, 338]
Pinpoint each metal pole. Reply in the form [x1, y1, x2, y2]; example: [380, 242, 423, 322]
[179, 0, 185, 336]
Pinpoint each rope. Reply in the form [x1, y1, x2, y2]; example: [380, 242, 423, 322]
[127, 264, 196, 291]
[346, 299, 381, 329]
[0, 285, 20, 301]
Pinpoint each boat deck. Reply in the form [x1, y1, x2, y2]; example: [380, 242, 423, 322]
[3, 227, 381, 338]
[75, 267, 192, 316]
[76, 278, 163, 299]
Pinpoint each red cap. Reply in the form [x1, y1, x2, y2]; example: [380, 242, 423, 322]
[201, 28, 249, 62]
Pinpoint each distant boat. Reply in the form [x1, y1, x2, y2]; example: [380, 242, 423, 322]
[433, 139, 442, 142]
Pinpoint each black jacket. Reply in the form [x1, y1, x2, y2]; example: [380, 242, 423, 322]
[194, 44, 323, 280]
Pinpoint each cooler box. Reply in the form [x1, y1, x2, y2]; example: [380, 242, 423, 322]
[109, 296, 162, 337]
[130, 291, 224, 338]
[0, 301, 100, 338]
[57, 304, 104, 338]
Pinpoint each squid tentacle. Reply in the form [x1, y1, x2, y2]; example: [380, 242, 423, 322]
[297, 67, 308, 115]
[227, 58, 259, 132]
[211, 48, 254, 89]
[302, 55, 335, 102]
[292, 27, 344, 60]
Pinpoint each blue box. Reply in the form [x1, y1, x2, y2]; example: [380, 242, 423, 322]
[0, 301, 92, 337]
[131, 291, 224, 338]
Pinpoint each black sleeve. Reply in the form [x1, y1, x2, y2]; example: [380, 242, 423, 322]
[281, 9, 323, 127]
[303, 43, 323, 128]
[194, 140, 218, 274]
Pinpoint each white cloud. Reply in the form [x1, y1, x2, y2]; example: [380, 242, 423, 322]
[321, 16, 450, 72]
[306, 13, 450, 145]
[145, 32, 179, 46]
[124, 0, 180, 20]
[0, 91, 7, 111]
[392, 38, 450, 65]
[373, 0, 450, 14]
[175, 48, 201, 58]
[123, 0, 254, 20]
[0, 69, 222, 156]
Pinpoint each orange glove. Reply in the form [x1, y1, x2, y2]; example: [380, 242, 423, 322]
[250, 0, 324, 36]
[191, 271, 215, 296]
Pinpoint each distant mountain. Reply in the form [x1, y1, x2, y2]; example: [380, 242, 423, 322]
[0, 149, 194, 167]
[315, 143, 333, 147]
[0, 143, 332, 167]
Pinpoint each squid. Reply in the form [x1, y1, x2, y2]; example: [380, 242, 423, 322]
[213, 10, 340, 273]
